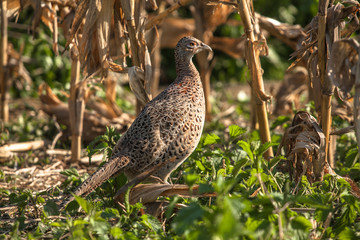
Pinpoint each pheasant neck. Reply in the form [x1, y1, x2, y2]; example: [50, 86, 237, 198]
[175, 55, 199, 78]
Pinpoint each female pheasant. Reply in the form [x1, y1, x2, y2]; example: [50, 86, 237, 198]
[65, 36, 212, 202]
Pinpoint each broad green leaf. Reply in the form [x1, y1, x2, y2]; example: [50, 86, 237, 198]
[232, 158, 248, 177]
[198, 183, 214, 194]
[173, 202, 205, 234]
[141, 214, 162, 232]
[203, 134, 220, 146]
[237, 140, 254, 162]
[101, 208, 120, 219]
[60, 168, 79, 177]
[338, 227, 356, 240]
[91, 220, 110, 238]
[73, 195, 92, 214]
[184, 173, 199, 187]
[36, 196, 45, 204]
[110, 227, 123, 239]
[229, 125, 246, 139]
[291, 216, 313, 231]
[44, 200, 59, 216]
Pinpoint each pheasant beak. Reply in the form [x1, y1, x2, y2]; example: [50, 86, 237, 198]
[199, 42, 213, 61]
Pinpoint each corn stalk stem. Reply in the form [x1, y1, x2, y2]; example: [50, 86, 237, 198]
[120, 0, 144, 114]
[237, 0, 273, 158]
[318, 0, 331, 164]
[0, 0, 8, 122]
[69, 45, 83, 162]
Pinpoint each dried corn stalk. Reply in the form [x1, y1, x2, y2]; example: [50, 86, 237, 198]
[289, 2, 360, 109]
[288, 2, 359, 166]
[0, 0, 9, 122]
[236, 0, 273, 158]
[327, 38, 360, 151]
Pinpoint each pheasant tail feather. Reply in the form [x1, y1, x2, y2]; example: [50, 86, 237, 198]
[60, 155, 130, 208]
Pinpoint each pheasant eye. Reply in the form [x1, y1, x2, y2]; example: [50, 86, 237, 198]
[188, 42, 196, 47]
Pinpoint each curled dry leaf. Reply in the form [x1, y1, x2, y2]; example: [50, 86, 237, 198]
[128, 66, 151, 106]
[256, 13, 306, 50]
[289, 2, 359, 71]
[277, 111, 325, 189]
[274, 66, 308, 116]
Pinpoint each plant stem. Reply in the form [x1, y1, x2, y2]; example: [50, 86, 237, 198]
[0, 0, 8, 122]
[69, 44, 83, 162]
[237, 0, 273, 158]
[318, 0, 332, 168]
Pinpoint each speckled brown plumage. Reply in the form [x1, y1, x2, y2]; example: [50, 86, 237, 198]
[67, 36, 212, 200]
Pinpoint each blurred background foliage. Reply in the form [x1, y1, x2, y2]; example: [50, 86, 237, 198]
[7, 0, 319, 99]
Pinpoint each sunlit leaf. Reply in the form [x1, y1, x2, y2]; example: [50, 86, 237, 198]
[73, 195, 93, 214]
[237, 140, 254, 162]
[291, 216, 313, 231]
[204, 134, 220, 146]
[229, 125, 246, 139]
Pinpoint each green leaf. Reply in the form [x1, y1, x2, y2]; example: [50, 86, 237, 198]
[232, 158, 248, 177]
[101, 208, 120, 219]
[184, 173, 199, 187]
[271, 115, 290, 130]
[173, 202, 204, 234]
[195, 160, 205, 171]
[141, 214, 162, 232]
[338, 227, 356, 240]
[198, 183, 214, 194]
[73, 195, 92, 214]
[110, 227, 123, 239]
[60, 168, 79, 177]
[51, 222, 64, 227]
[291, 216, 313, 231]
[237, 140, 253, 162]
[268, 155, 285, 170]
[74, 219, 89, 226]
[203, 134, 220, 146]
[256, 142, 278, 157]
[229, 125, 246, 139]
[43, 200, 59, 216]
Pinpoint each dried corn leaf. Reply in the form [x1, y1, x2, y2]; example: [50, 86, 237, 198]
[63, 0, 91, 51]
[39, 83, 133, 143]
[201, 0, 234, 32]
[328, 39, 359, 100]
[7, 0, 31, 18]
[274, 67, 308, 116]
[96, 0, 114, 68]
[289, 2, 359, 71]
[128, 66, 151, 106]
[257, 13, 306, 50]
[278, 111, 325, 187]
